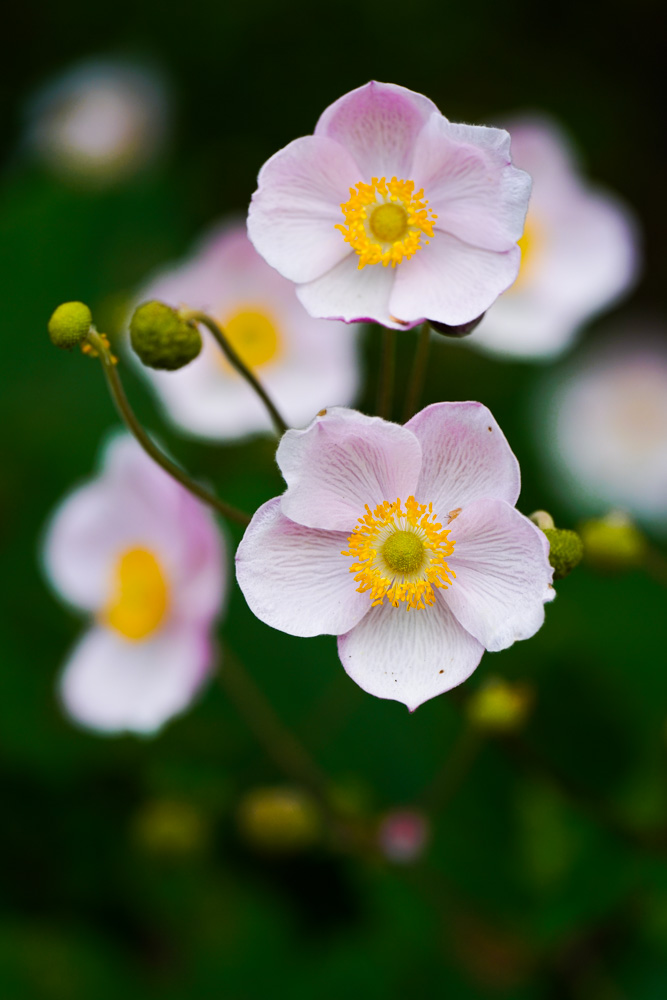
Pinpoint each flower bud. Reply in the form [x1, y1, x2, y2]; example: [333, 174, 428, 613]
[48, 300, 92, 349]
[542, 527, 584, 580]
[378, 809, 429, 863]
[429, 313, 485, 338]
[529, 510, 555, 531]
[236, 786, 321, 854]
[132, 798, 209, 857]
[466, 677, 534, 733]
[130, 300, 202, 370]
[580, 512, 647, 572]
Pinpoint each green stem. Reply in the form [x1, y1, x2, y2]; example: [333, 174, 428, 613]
[403, 322, 432, 422]
[182, 311, 289, 437]
[376, 326, 397, 420]
[219, 645, 332, 805]
[419, 724, 482, 813]
[88, 331, 251, 527]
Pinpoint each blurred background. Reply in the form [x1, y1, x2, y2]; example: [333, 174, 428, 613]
[2, 1, 667, 997]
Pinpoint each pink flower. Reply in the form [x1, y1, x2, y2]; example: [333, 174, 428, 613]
[132, 221, 360, 439]
[546, 334, 667, 527]
[42, 436, 226, 734]
[378, 809, 430, 863]
[236, 404, 554, 710]
[248, 82, 531, 331]
[473, 116, 640, 359]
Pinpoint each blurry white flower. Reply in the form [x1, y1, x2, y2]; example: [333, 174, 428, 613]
[26, 58, 168, 184]
[43, 435, 226, 734]
[132, 221, 361, 439]
[546, 335, 667, 527]
[472, 117, 640, 360]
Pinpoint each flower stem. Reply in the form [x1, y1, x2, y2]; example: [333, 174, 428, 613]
[87, 330, 251, 527]
[419, 723, 482, 813]
[182, 310, 289, 437]
[377, 326, 397, 420]
[403, 322, 432, 422]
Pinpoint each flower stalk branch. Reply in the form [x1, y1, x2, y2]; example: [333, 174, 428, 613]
[181, 310, 289, 436]
[86, 330, 251, 526]
[376, 326, 397, 419]
[403, 322, 432, 422]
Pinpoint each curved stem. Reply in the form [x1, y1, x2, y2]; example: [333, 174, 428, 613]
[376, 326, 397, 420]
[403, 322, 432, 422]
[182, 311, 289, 437]
[88, 331, 251, 527]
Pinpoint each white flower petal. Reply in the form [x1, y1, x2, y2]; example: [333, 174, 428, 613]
[444, 499, 554, 652]
[235, 498, 369, 637]
[247, 135, 360, 283]
[406, 402, 520, 512]
[412, 116, 531, 251]
[59, 624, 213, 735]
[277, 408, 422, 531]
[296, 251, 414, 329]
[389, 230, 521, 327]
[337, 596, 484, 711]
[315, 81, 440, 179]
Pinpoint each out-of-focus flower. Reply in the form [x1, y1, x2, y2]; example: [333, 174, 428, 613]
[546, 338, 667, 528]
[466, 676, 534, 733]
[236, 786, 321, 854]
[580, 512, 648, 571]
[132, 222, 361, 439]
[25, 58, 168, 184]
[248, 81, 531, 331]
[378, 809, 430, 863]
[473, 116, 639, 359]
[236, 403, 554, 711]
[42, 435, 226, 734]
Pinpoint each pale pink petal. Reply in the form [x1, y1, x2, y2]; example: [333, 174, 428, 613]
[59, 624, 214, 734]
[389, 230, 521, 327]
[405, 402, 520, 514]
[337, 596, 484, 711]
[235, 498, 369, 636]
[444, 499, 554, 652]
[412, 116, 531, 250]
[247, 135, 360, 283]
[315, 81, 440, 179]
[296, 251, 416, 329]
[277, 408, 422, 531]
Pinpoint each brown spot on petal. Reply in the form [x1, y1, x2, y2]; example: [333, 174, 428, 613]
[448, 508, 462, 522]
[317, 409, 327, 417]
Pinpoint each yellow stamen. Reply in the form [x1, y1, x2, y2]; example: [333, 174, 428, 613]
[336, 177, 437, 270]
[342, 496, 455, 610]
[103, 547, 169, 640]
[217, 308, 282, 371]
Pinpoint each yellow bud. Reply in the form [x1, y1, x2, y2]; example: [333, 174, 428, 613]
[132, 799, 208, 857]
[580, 512, 647, 572]
[529, 510, 555, 530]
[236, 786, 321, 854]
[48, 301, 92, 349]
[466, 677, 534, 733]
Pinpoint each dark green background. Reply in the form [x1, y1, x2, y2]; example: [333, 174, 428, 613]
[2, 1, 667, 996]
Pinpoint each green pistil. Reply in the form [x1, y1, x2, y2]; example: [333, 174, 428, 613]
[382, 530, 424, 575]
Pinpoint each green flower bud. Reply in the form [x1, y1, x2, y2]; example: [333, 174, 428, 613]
[236, 786, 321, 855]
[543, 527, 584, 580]
[130, 301, 202, 371]
[580, 512, 647, 572]
[48, 301, 92, 349]
[466, 677, 534, 733]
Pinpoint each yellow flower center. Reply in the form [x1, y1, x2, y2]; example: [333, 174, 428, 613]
[511, 214, 543, 291]
[217, 308, 282, 371]
[342, 496, 455, 610]
[103, 547, 169, 640]
[336, 177, 437, 270]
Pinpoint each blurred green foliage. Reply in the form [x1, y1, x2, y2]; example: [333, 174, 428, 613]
[2, 0, 667, 997]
